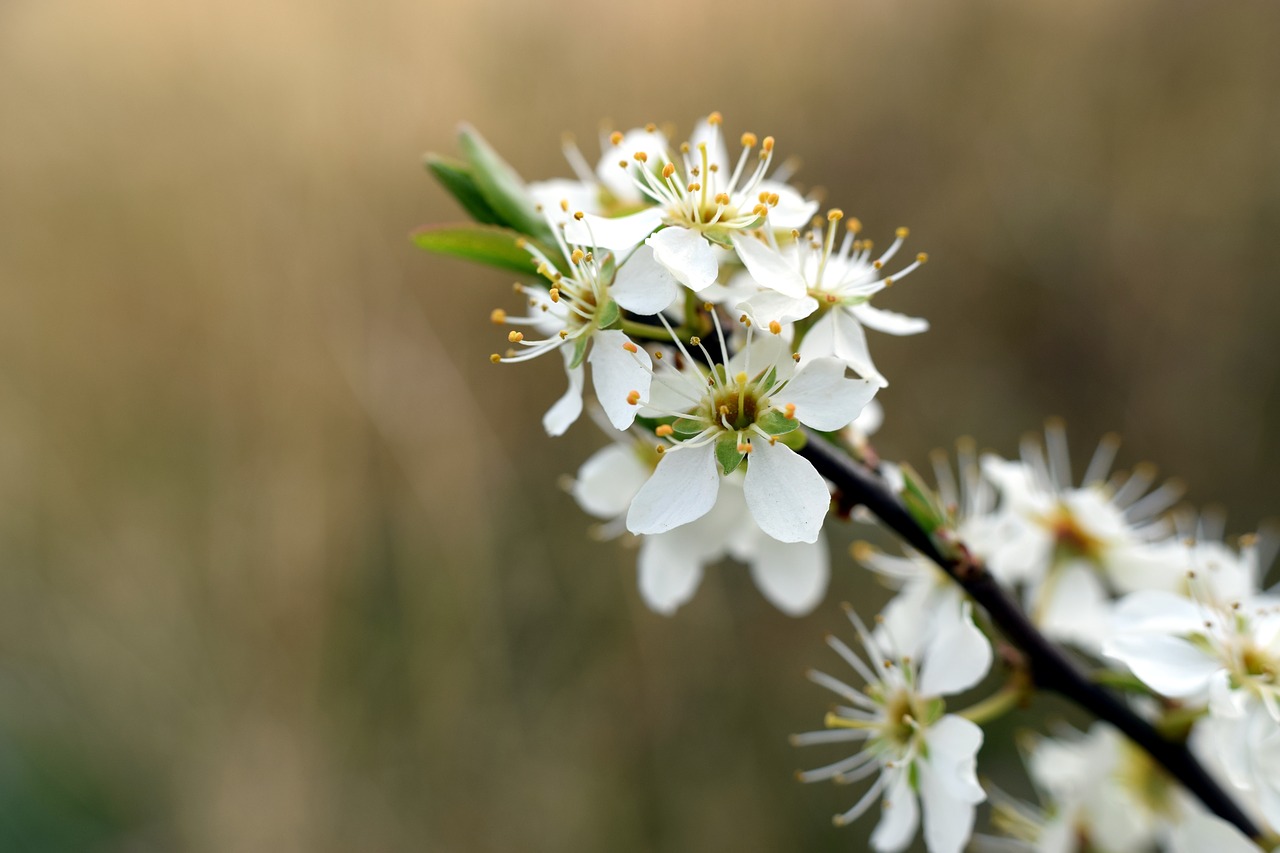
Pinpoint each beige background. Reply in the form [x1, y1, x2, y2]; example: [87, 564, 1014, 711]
[1, 0, 1278, 850]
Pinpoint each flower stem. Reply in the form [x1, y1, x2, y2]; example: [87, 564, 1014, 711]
[956, 682, 1028, 726]
[796, 431, 1262, 842]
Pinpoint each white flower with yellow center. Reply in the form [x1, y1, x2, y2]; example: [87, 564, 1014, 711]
[980, 424, 1185, 650]
[527, 125, 670, 221]
[490, 227, 680, 435]
[793, 605, 988, 853]
[624, 322, 877, 544]
[736, 210, 929, 386]
[564, 112, 818, 295]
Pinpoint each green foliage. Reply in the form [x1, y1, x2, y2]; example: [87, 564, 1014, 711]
[456, 124, 550, 240]
[756, 410, 798, 436]
[411, 224, 537, 275]
[898, 462, 948, 536]
[423, 155, 504, 225]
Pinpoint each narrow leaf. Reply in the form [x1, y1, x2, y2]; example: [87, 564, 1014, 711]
[424, 155, 503, 225]
[411, 224, 537, 275]
[458, 124, 550, 240]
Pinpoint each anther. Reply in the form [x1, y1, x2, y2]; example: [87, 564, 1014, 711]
[490, 308, 507, 324]
[626, 390, 641, 405]
[655, 424, 674, 437]
[708, 111, 723, 126]
[827, 209, 844, 221]
[916, 252, 929, 263]
[655, 444, 665, 455]
[851, 541, 875, 561]
[515, 237, 528, 249]
[687, 182, 700, 192]
[873, 260, 884, 270]
[752, 204, 768, 216]
[846, 218, 862, 234]
[762, 136, 775, 152]
[559, 199, 569, 212]
[738, 442, 753, 453]
[645, 122, 657, 132]
[689, 336, 701, 346]
[489, 353, 501, 363]
[662, 163, 676, 179]
[622, 341, 638, 353]
[741, 132, 757, 148]
[654, 351, 664, 360]
[634, 151, 648, 163]
[559, 330, 569, 339]
[769, 320, 782, 335]
[884, 277, 895, 287]
[618, 160, 628, 169]
[768, 192, 780, 206]
[896, 226, 910, 238]
[680, 142, 690, 154]
[508, 331, 524, 343]
[570, 249, 585, 265]
[714, 192, 730, 206]
[758, 191, 770, 203]
[784, 403, 796, 418]
[792, 353, 801, 362]
[573, 211, 585, 221]
[549, 287, 560, 302]
[703, 302, 715, 311]
[825, 294, 838, 303]
[609, 131, 623, 145]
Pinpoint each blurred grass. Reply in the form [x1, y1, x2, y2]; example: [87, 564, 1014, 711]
[0, 0, 1278, 850]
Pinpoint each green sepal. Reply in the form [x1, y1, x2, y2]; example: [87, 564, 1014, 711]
[424, 155, 503, 225]
[762, 365, 778, 390]
[756, 410, 799, 436]
[715, 431, 744, 476]
[411, 224, 537, 275]
[672, 418, 705, 438]
[595, 298, 622, 330]
[457, 124, 550, 240]
[569, 332, 590, 369]
[776, 429, 807, 450]
[898, 462, 948, 536]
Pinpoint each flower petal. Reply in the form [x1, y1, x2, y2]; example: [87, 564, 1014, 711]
[757, 180, 819, 230]
[611, 244, 679, 315]
[852, 303, 930, 336]
[737, 289, 819, 327]
[731, 233, 808, 298]
[596, 128, 668, 202]
[564, 207, 665, 252]
[637, 533, 706, 616]
[918, 758, 979, 853]
[1170, 813, 1263, 853]
[870, 769, 920, 853]
[777, 357, 878, 432]
[1102, 633, 1221, 698]
[923, 716, 986, 803]
[746, 531, 830, 616]
[647, 226, 720, 292]
[919, 600, 994, 697]
[572, 442, 650, 520]
[800, 307, 887, 387]
[542, 348, 584, 436]
[589, 329, 651, 431]
[743, 438, 830, 544]
[627, 443, 720, 535]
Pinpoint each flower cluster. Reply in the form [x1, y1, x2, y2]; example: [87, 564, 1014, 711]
[417, 113, 1276, 853]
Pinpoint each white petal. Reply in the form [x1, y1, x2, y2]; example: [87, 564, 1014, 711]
[596, 128, 667, 202]
[746, 532, 830, 616]
[627, 443, 720, 535]
[757, 181, 819, 230]
[871, 769, 920, 853]
[919, 600, 994, 697]
[1037, 562, 1111, 650]
[737, 289, 819, 327]
[918, 760, 978, 853]
[1170, 813, 1263, 853]
[1110, 589, 1205, 635]
[743, 439, 830, 544]
[687, 119, 730, 183]
[777, 357, 879, 432]
[610, 244, 678, 315]
[589, 329, 651, 431]
[726, 331, 790, 381]
[852, 303, 930, 336]
[542, 349, 584, 436]
[572, 443, 650, 519]
[527, 178, 600, 221]
[922, 716, 986, 803]
[1102, 634, 1221, 697]
[647, 226, 720, 292]
[564, 208, 665, 252]
[730, 233, 807, 298]
[637, 534, 706, 616]
[800, 307, 887, 387]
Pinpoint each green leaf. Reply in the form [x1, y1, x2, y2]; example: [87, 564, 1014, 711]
[411, 224, 538, 275]
[458, 124, 550, 240]
[715, 431, 744, 476]
[569, 332, 590, 369]
[756, 410, 798, 436]
[424, 155, 503, 225]
[595, 298, 621, 330]
[672, 417, 705, 437]
[898, 463, 948, 535]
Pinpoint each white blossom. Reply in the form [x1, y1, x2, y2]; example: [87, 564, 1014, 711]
[793, 606, 989, 853]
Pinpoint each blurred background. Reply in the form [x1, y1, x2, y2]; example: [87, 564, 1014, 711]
[1, 0, 1278, 850]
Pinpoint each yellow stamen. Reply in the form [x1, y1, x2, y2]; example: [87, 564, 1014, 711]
[768, 320, 782, 335]
[784, 403, 796, 419]
[490, 308, 507, 324]
[741, 132, 757, 148]
[489, 353, 501, 363]
[508, 331, 524, 343]
[662, 162, 676, 179]
[626, 390, 641, 405]
[622, 341, 638, 353]
[655, 425, 674, 437]
[609, 131, 623, 145]
[634, 151, 648, 163]
[708, 111, 723, 125]
[896, 226, 909, 238]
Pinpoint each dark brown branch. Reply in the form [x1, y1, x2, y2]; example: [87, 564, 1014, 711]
[797, 432, 1261, 840]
